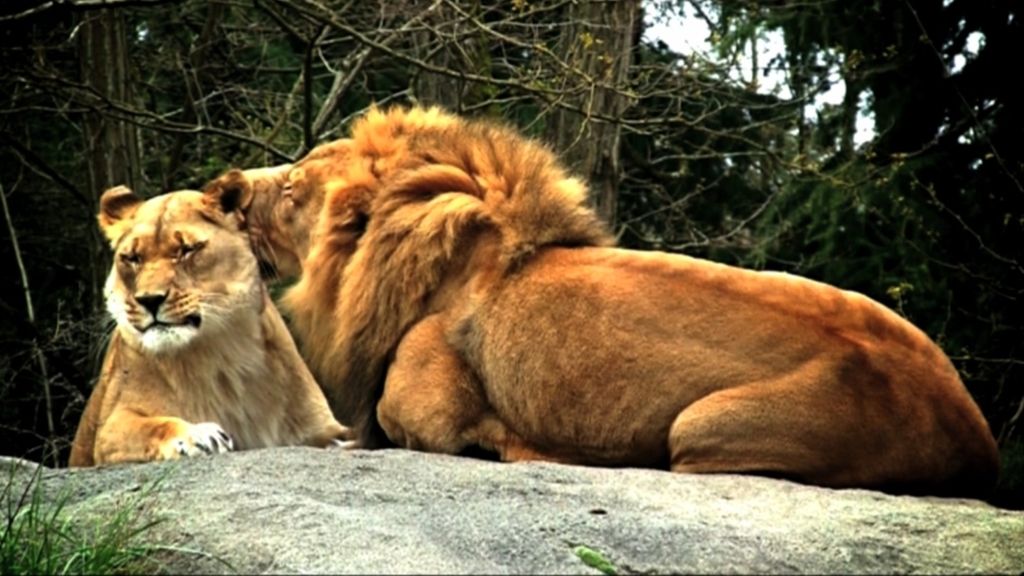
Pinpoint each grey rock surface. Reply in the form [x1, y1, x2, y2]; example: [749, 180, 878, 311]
[5, 448, 1022, 574]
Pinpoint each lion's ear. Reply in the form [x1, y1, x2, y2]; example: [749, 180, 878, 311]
[98, 185, 143, 246]
[203, 169, 253, 225]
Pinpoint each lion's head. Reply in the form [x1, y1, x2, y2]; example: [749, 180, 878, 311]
[214, 163, 305, 280]
[98, 184, 263, 353]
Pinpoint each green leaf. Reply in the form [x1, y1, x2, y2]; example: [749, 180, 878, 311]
[573, 544, 617, 575]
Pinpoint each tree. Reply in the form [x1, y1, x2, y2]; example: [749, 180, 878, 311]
[545, 0, 640, 226]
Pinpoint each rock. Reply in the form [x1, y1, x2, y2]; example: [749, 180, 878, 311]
[5, 448, 1023, 574]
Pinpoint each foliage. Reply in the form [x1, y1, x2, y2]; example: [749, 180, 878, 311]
[997, 440, 1024, 510]
[573, 544, 617, 576]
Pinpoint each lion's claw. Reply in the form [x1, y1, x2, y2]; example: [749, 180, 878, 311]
[165, 421, 233, 459]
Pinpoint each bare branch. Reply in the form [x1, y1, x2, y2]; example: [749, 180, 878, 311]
[0, 132, 92, 209]
[0, 0, 184, 22]
[311, 0, 444, 137]
[0, 181, 57, 465]
[17, 71, 296, 162]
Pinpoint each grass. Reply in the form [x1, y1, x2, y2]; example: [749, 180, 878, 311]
[0, 460, 171, 575]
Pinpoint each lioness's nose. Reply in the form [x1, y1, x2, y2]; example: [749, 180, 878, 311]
[135, 292, 167, 317]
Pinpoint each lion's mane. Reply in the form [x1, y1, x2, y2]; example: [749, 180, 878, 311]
[283, 107, 613, 445]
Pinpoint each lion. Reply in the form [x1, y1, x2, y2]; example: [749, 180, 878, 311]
[206, 105, 1000, 497]
[68, 184, 350, 467]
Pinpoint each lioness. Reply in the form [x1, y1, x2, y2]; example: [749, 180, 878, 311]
[207, 105, 999, 496]
[68, 184, 349, 466]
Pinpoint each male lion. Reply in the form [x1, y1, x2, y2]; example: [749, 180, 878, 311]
[68, 184, 349, 466]
[207, 106, 999, 497]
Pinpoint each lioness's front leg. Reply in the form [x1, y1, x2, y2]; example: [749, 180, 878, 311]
[93, 407, 233, 465]
[377, 314, 559, 462]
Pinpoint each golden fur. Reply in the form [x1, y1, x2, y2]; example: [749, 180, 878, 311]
[69, 185, 348, 467]
[209, 105, 1000, 496]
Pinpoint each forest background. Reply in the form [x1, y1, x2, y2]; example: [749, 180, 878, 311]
[1, 0, 1021, 508]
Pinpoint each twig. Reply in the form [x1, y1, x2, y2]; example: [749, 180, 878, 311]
[310, 0, 444, 138]
[0, 0, 183, 22]
[0, 132, 91, 210]
[903, 0, 1024, 196]
[0, 182, 57, 466]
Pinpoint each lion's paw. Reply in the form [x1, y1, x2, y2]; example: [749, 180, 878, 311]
[161, 422, 234, 459]
[328, 439, 359, 450]
[317, 422, 357, 450]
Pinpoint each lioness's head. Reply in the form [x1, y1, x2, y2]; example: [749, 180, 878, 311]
[98, 184, 262, 353]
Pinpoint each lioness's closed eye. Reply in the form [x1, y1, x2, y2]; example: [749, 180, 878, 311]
[68, 184, 350, 467]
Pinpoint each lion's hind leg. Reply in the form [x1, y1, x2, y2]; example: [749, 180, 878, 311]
[667, 368, 888, 489]
[378, 314, 562, 463]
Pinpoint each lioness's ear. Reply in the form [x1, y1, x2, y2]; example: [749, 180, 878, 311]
[98, 185, 143, 246]
[203, 169, 253, 223]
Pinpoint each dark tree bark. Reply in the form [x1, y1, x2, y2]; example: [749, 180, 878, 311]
[411, 2, 467, 110]
[78, 9, 140, 312]
[546, 0, 639, 228]
[79, 9, 141, 194]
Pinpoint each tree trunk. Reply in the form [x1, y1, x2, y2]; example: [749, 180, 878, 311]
[411, 2, 465, 110]
[546, 0, 638, 229]
[80, 10, 140, 193]
[165, 3, 225, 185]
[78, 10, 140, 312]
